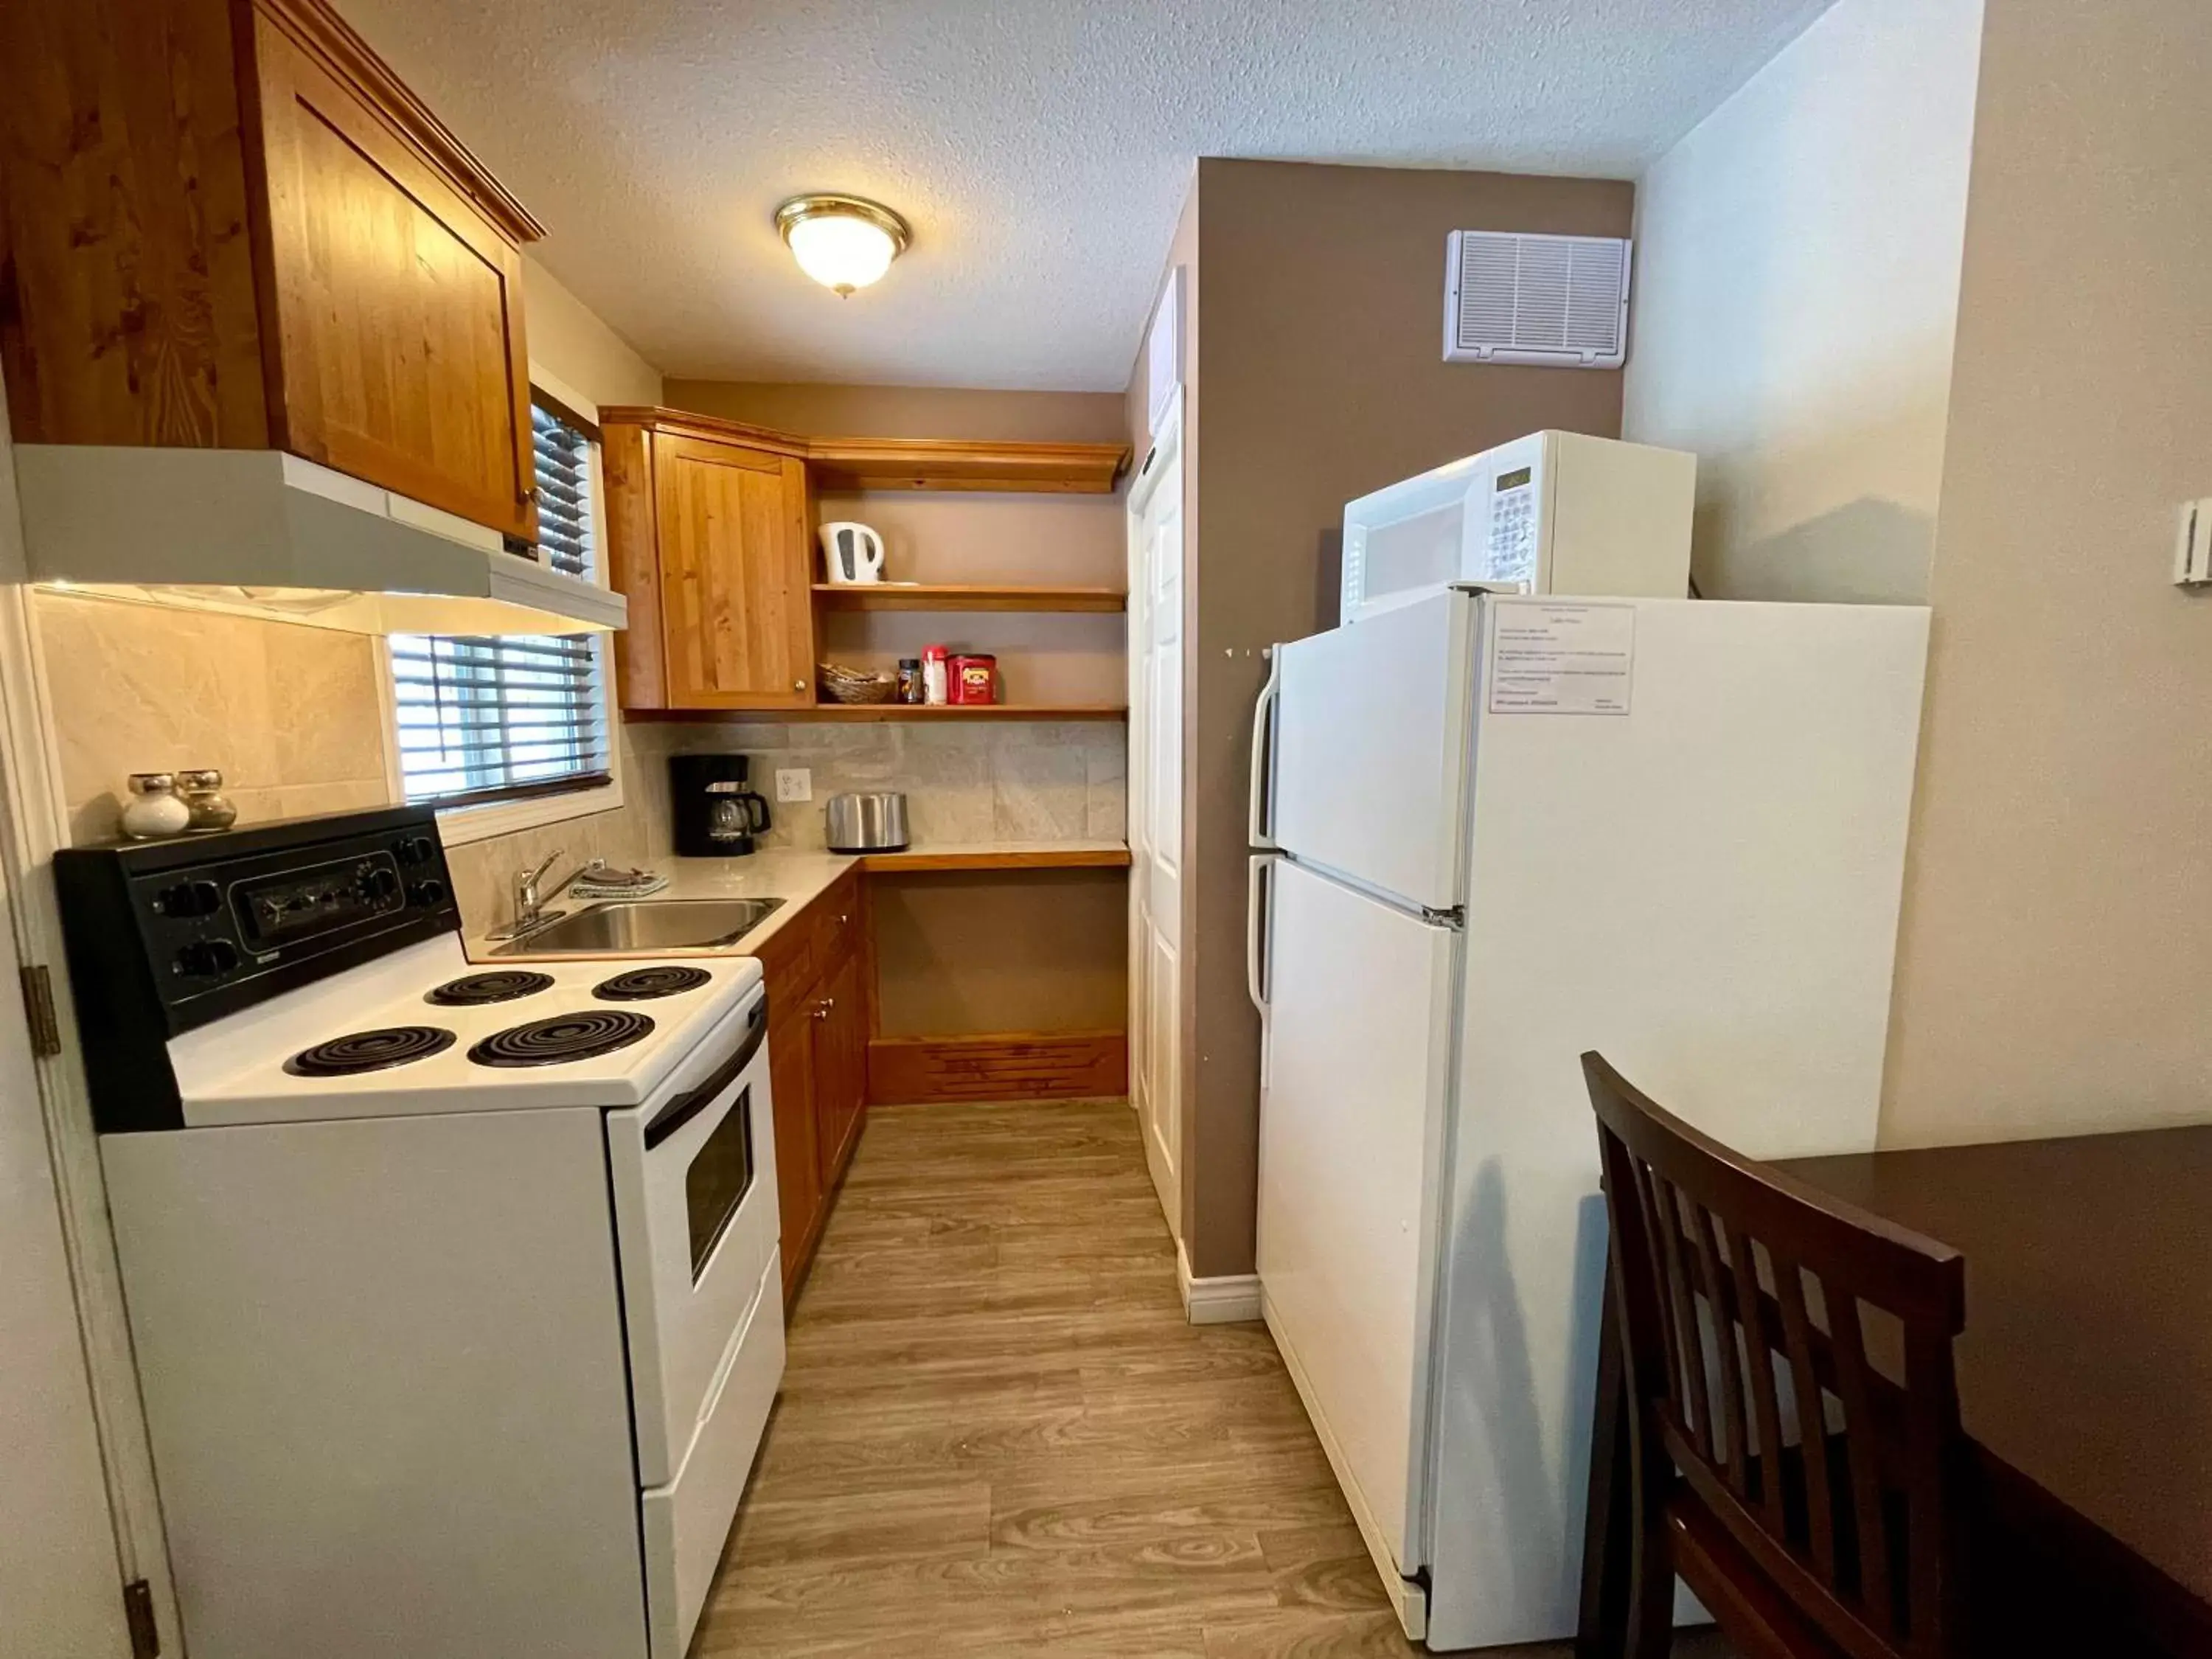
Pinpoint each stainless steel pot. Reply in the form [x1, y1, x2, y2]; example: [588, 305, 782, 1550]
[824, 791, 909, 852]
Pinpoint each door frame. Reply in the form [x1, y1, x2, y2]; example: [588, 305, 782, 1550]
[1126, 389, 1187, 1243]
[0, 403, 181, 1649]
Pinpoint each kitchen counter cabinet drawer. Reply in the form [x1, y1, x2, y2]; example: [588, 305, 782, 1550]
[0, 0, 543, 540]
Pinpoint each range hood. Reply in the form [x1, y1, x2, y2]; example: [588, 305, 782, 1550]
[11, 446, 627, 636]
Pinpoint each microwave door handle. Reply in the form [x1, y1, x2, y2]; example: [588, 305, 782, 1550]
[1247, 854, 1274, 1014]
[1248, 648, 1282, 849]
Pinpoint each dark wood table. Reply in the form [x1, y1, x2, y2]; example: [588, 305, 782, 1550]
[1579, 1124, 2212, 1656]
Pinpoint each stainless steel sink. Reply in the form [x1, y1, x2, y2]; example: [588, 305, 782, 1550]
[489, 897, 785, 956]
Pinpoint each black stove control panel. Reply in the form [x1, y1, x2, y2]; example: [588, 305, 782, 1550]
[53, 807, 464, 1133]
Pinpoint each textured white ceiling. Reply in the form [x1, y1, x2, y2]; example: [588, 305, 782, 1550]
[338, 0, 1834, 391]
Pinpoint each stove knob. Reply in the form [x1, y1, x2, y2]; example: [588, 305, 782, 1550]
[397, 835, 437, 866]
[408, 879, 448, 908]
[156, 879, 222, 918]
[175, 939, 240, 978]
[361, 866, 401, 902]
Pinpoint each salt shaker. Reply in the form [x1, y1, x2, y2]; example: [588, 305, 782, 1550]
[120, 773, 192, 840]
[178, 768, 238, 832]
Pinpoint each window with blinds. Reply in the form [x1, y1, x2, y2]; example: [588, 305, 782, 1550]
[392, 397, 612, 807]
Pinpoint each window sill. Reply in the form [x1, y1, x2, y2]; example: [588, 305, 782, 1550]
[433, 776, 625, 846]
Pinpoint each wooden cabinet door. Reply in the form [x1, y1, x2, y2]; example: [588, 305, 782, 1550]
[811, 948, 868, 1189]
[653, 435, 815, 709]
[250, 7, 536, 539]
[767, 994, 823, 1305]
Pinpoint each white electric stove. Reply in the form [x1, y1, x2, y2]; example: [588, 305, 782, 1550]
[56, 807, 783, 1659]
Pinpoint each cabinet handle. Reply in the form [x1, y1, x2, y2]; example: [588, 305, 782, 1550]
[838, 913, 849, 926]
[793, 679, 807, 693]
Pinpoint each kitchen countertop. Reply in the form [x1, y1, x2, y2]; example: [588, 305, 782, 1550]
[465, 841, 1127, 964]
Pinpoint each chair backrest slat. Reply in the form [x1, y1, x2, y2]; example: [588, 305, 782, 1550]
[1583, 1052, 1968, 1659]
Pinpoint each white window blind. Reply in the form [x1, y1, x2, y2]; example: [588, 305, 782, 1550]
[392, 399, 611, 807]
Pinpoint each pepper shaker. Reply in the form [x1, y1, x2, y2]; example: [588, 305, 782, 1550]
[178, 768, 238, 832]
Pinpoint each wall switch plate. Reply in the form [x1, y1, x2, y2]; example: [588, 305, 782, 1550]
[2176, 500, 2212, 586]
[775, 768, 813, 803]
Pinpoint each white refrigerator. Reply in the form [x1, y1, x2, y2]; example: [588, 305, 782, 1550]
[1247, 591, 1929, 1651]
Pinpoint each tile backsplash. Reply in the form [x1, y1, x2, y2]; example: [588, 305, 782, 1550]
[33, 592, 1127, 936]
[647, 719, 1127, 850]
[37, 593, 390, 845]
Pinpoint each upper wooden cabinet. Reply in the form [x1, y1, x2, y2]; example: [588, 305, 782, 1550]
[0, 0, 543, 542]
[602, 414, 815, 712]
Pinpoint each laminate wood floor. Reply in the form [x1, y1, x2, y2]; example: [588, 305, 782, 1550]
[693, 1099, 1734, 1659]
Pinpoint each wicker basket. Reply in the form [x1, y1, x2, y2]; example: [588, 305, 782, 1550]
[817, 662, 899, 705]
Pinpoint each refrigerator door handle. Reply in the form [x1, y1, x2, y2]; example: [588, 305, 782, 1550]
[1247, 853, 1275, 1013]
[1249, 648, 1283, 849]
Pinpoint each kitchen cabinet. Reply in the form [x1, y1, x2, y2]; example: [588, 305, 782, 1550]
[0, 0, 542, 541]
[753, 868, 869, 1305]
[601, 416, 815, 712]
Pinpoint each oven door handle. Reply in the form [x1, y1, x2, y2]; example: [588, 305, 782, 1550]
[643, 996, 768, 1150]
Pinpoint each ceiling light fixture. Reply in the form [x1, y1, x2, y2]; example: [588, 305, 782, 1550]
[773, 194, 911, 296]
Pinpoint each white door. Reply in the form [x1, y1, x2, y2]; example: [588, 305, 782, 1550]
[1127, 395, 1185, 1237]
[0, 882, 130, 1658]
[0, 380, 131, 1656]
[1256, 855, 1458, 1605]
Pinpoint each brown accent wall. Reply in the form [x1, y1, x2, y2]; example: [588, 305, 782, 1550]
[1175, 159, 1635, 1277]
[663, 380, 1127, 445]
[871, 869, 1128, 1037]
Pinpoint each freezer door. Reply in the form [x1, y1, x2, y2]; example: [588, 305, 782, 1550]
[1257, 856, 1458, 1593]
[1272, 592, 1474, 910]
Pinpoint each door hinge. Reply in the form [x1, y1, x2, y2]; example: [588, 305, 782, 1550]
[20, 964, 61, 1059]
[122, 1579, 159, 1658]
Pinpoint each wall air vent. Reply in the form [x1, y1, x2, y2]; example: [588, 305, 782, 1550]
[1444, 231, 1631, 369]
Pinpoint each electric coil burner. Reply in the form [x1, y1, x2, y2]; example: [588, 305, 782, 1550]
[468, 1010, 655, 1068]
[594, 965, 712, 1002]
[427, 970, 556, 1006]
[285, 1026, 458, 1077]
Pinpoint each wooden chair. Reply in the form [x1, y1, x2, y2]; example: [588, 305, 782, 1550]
[1581, 1052, 1972, 1659]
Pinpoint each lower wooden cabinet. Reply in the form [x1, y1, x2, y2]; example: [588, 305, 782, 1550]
[757, 869, 868, 1306]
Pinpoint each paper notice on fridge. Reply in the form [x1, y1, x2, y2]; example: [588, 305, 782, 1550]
[1488, 603, 1635, 715]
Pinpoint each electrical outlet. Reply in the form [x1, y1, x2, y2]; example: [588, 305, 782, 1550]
[775, 768, 813, 803]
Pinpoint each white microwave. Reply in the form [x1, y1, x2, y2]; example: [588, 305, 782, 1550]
[1339, 431, 1696, 623]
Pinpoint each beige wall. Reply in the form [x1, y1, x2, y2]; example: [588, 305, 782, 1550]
[1623, 0, 1984, 604]
[523, 257, 664, 409]
[1879, 0, 2212, 1146]
[1161, 159, 1635, 1277]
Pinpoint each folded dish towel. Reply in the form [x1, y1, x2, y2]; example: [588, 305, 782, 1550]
[568, 865, 670, 900]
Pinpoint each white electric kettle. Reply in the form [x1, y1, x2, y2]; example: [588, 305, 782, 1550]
[818, 521, 886, 585]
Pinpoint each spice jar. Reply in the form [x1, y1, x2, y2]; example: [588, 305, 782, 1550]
[178, 768, 238, 832]
[895, 658, 925, 705]
[120, 773, 192, 840]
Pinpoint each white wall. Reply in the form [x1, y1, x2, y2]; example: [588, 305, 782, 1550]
[1881, 0, 2212, 1147]
[1623, 0, 1984, 604]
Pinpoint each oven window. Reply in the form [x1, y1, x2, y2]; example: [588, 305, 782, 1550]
[684, 1086, 754, 1280]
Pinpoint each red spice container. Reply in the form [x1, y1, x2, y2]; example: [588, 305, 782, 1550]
[947, 653, 998, 705]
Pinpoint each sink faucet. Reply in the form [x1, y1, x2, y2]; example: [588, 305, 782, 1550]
[510, 849, 574, 936]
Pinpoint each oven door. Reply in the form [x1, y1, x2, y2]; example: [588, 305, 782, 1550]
[605, 985, 782, 1489]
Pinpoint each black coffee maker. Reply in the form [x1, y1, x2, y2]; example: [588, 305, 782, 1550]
[670, 754, 772, 857]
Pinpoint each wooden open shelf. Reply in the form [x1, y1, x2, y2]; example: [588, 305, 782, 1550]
[812, 583, 1126, 613]
[808, 436, 1127, 495]
[631, 702, 1127, 723]
[859, 846, 1131, 874]
[597, 408, 1129, 495]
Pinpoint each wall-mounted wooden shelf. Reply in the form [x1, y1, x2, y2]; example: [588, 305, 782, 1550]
[631, 703, 1127, 723]
[597, 408, 1130, 495]
[811, 583, 1126, 613]
[858, 845, 1132, 874]
[808, 436, 1127, 495]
